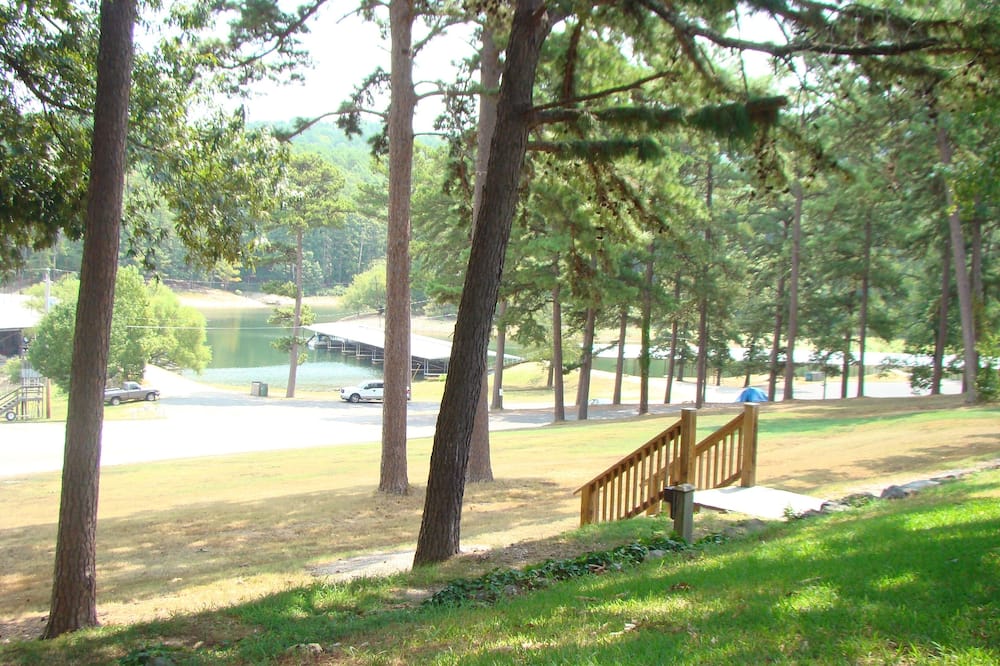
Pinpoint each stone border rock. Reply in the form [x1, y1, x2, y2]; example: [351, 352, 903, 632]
[807, 458, 1000, 517]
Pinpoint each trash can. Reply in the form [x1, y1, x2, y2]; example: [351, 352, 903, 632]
[251, 381, 261, 396]
[259, 382, 268, 397]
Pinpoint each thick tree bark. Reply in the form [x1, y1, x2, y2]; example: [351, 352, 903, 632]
[380, 0, 415, 494]
[413, 0, 549, 566]
[935, 126, 977, 403]
[286, 229, 303, 398]
[43, 0, 135, 639]
[783, 181, 803, 401]
[575, 306, 596, 419]
[856, 218, 872, 398]
[613, 308, 626, 404]
[467, 28, 502, 482]
[931, 234, 951, 394]
[551, 275, 566, 422]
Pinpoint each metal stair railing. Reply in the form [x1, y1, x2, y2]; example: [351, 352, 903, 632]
[1, 388, 20, 413]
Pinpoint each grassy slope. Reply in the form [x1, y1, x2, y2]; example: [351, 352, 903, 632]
[3, 470, 998, 665]
[398, 472, 1000, 666]
[0, 397, 997, 663]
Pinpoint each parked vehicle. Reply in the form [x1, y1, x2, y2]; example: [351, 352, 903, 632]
[339, 380, 410, 403]
[104, 381, 160, 406]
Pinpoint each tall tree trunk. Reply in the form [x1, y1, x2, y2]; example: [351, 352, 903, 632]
[467, 27, 502, 483]
[491, 300, 507, 410]
[575, 306, 596, 419]
[767, 279, 785, 401]
[695, 295, 708, 408]
[931, 234, 951, 395]
[286, 228, 304, 398]
[639, 244, 654, 415]
[380, 0, 415, 494]
[551, 274, 566, 422]
[783, 181, 803, 401]
[664, 273, 681, 404]
[613, 308, 627, 404]
[696, 161, 713, 408]
[413, 1, 548, 565]
[935, 125, 977, 403]
[841, 329, 851, 399]
[970, 207, 984, 368]
[768, 219, 789, 401]
[43, 0, 135, 639]
[857, 218, 872, 398]
[743, 339, 753, 387]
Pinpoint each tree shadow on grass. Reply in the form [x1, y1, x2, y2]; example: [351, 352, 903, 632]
[435, 478, 1000, 665]
[761, 435, 1000, 496]
[5, 473, 997, 665]
[0, 477, 581, 641]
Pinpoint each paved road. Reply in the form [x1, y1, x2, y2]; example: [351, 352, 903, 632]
[0, 386, 563, 479]
[0, 367, 960, 479]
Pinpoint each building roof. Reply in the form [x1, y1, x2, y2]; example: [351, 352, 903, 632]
[306, 321, 455, 362]
[0, 294, 41, 330]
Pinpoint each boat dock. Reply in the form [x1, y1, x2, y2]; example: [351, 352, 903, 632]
[305, 322, 454, 377]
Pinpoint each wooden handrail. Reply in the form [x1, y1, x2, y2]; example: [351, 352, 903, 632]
[691, 403, 760, 490]
[576, 403, 760, 526]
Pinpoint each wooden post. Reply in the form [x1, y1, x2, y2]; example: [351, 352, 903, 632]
[740, 402, 759, 487]
[580, 484, 596, 526]
[678, 408, 697, 486]
[670, 483, 695, 542]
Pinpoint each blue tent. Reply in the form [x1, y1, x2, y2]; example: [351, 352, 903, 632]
[737, 387, 768, 402]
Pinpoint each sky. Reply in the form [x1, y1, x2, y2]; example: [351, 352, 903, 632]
[237, 8, 782, 130]
[240, 8, 474, 131]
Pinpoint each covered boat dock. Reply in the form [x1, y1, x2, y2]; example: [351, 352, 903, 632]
[305, 322, 454, 377]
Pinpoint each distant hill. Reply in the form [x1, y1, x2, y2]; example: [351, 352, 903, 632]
[251, 120, 382, 192]
[253, 118, 446, 194]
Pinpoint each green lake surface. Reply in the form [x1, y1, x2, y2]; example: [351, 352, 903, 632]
[182, 306, 383, 391]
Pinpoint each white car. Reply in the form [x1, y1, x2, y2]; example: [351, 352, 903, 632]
[340, 380, 383, 403]
[339, 380, 410, 403]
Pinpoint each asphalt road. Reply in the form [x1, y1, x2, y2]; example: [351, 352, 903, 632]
[0, 367, 675, 478]
[0, 366, 960, 479]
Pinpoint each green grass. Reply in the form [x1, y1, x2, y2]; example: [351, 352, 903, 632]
[4, 470, 998, 665]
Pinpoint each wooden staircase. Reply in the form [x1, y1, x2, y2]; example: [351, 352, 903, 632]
[576, 404, 759, 526]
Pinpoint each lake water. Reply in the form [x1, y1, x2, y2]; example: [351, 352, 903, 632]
[182, 306, 384, 391]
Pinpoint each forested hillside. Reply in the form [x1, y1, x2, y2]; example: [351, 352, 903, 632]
[4, 5, 997, 403]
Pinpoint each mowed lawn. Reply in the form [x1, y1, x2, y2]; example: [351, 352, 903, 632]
[0, 395, 997, 664]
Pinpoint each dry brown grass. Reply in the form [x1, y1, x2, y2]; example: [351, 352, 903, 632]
[1, 395, 997, 643]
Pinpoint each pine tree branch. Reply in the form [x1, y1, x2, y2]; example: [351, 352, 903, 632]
[528, 138, 663, 161]
[531, 70, 679, 122]
[637, 0, 949, 58]
[531, 96, 786, 134]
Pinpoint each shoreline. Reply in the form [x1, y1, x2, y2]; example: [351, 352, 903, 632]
[176, 287, 341, 311]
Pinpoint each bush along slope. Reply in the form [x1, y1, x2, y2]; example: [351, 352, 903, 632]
[424, 533, 718, 606]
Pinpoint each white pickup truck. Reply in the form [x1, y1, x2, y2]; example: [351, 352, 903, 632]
[104, 381, 160, 406]
[339, 380, 410, 403]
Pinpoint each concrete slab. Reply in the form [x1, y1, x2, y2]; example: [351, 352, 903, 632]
[694, 486, 827, 520]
